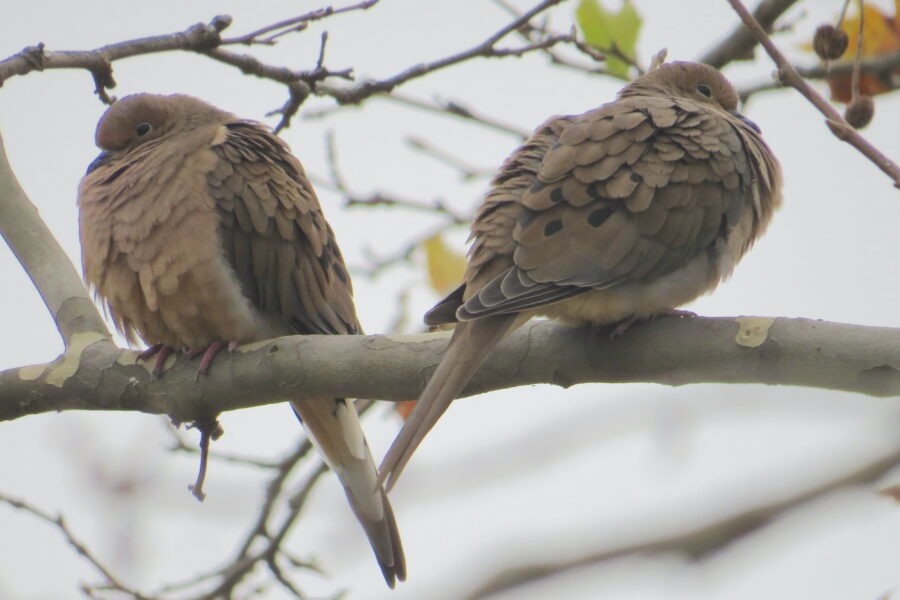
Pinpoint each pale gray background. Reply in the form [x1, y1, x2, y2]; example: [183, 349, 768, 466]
[1, 1, 899, 599]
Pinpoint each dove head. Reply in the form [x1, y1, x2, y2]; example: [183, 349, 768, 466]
[621, 61, 741, 113]
[94, 93, 231, 151]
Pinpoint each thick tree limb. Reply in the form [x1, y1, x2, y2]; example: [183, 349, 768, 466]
[0, 132, 109, 345]
[1, 316, 898, 423]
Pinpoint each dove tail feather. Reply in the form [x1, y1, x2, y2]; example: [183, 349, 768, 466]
[290, 398, 406, 587]
[380, 314, 519, 491]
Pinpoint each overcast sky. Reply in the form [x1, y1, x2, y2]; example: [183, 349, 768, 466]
[1, 1, 899, 599]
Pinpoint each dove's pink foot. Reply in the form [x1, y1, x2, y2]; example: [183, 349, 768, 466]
[138, 344, 176, 375]
[186, 340, 239, 375]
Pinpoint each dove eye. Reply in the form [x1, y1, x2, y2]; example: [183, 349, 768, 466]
[696, 84, 712, 98]
[135, 122, 152, 137]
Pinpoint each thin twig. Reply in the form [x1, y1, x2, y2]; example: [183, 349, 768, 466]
[490, 0, 628, 77]
[724, 0, 900, 188]
[407, 135, 496, 181]
[0, 495, 150, 599]
[737, 51, 900, 101]
[377, 93, 531, 139]
[318, 0, 572, 104]
[167, 424, 281, 469]
[353, 222, 464, 278]
[318, 131, 470, 223]
[850, 0, 864, 104]
[467, 444, 900, 599]
[220, 0, 379, 45]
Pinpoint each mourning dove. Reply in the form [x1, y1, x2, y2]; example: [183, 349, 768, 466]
[380, 61, 782, 490]
[78, 94, 405, 586]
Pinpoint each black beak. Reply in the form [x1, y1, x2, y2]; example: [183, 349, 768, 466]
[86, 150, 111, 175]
[729, 109, 761, 134]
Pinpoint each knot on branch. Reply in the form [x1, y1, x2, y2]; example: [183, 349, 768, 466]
[209, 14, 233, 33]
[20, 44, 47, 70]
[183, 15, 233, 51]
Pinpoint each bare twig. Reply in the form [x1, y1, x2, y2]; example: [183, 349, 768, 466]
[724, 0, 900, 188]
[837, 0, 853, 28]
[737, 51, 900, 100]
[700, 0, 801, 68]
[850, 0, 864, 104]
[377, 93, 531, 139]
[0, 16, 231, 91]
[167, 422, 281, 469]
[0, 495, 150, 599]
[352, 222, 463, 278]
[490, 0, 622, 77]
[220, 0, 379, 45]
[305, 92, 530, 137]
[317, 0, 573, 104]
[152, 436, 322, 599]
[318, 131, 471, 223]
[1, 0, 577, 131]
[466, 443, 900, 599]
[407, 135, 496, 181]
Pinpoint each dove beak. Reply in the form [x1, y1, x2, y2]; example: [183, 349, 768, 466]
[729, 109, 762, 134]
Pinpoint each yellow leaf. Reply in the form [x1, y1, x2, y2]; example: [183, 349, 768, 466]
[423, 234, 466, 296]
[839, 4, 900, 59]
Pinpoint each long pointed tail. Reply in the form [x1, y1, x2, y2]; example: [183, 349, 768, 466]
[290, 398, 406, 587]
[379, 313, 520, 491]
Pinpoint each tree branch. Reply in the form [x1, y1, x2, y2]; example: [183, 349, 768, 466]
[2, 316, 898, 424]
[0, 0, 575, 130]
[316, 0, 572, 105]
[699, 0, 800, 68]
[0, 494, 150, 599]
[220, 0, 379, 45]
[466, 442, 900, 599]
[737, 51, 900, 101]
[0, 16, 232, 98]
[0, 132, 109, 345]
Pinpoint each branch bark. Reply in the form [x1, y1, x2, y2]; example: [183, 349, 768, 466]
[0, 132, 109, 345]
[699, 0, 800, 68]
[2, 316, 898, 423]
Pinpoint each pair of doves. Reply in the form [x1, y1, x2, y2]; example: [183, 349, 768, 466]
[77, 61, 782, 587]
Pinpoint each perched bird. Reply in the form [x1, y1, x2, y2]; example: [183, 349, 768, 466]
[78, 94, 405, 587]
[380, 61, 782, 490]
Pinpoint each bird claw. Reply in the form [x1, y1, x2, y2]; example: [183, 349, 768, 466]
[187, 340, 236, 379]
[137, 344, 175, 375]
[610, 316, 639, 338]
